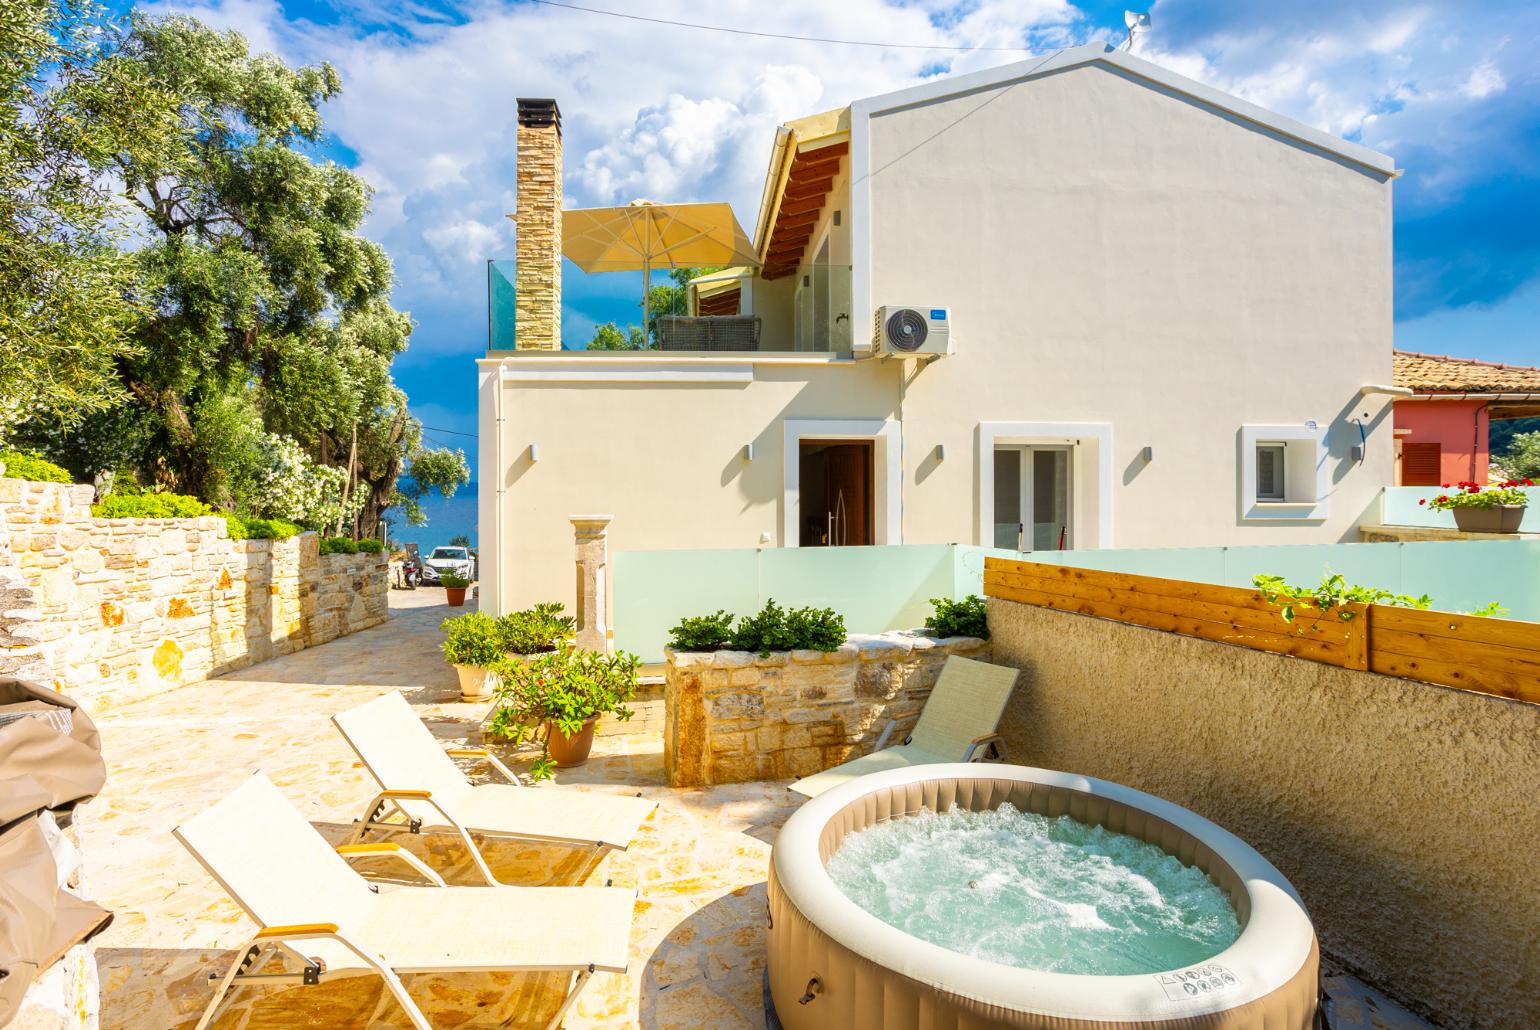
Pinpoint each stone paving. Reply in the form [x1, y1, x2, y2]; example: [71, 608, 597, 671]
[84, 589, 797, 1029]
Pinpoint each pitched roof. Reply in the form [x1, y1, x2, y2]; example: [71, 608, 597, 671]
[1393, 351, 1540, 394]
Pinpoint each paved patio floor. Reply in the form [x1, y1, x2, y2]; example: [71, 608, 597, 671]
[85, 590, 797, 1030]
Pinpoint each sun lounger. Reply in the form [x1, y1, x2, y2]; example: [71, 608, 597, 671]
[332, 690, 657, 885]
[789, 655, 1018, 798]
[174, 771, 634, 1030]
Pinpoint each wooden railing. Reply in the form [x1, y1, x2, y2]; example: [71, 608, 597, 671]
[984, 557, 1540, 704]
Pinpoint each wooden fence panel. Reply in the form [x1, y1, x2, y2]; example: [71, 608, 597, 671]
[982, 556, 1540, 701]
[983, 558, 1368, 670]
[1368, 606, 1540, 704]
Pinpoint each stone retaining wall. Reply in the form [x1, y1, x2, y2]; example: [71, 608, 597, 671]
[0, 478, 387, 707]
[664, 632, 988, 787]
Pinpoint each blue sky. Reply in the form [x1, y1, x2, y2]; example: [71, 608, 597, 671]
[125, 0, 1540, 472]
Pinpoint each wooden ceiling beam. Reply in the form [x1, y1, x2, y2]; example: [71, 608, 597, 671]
[784, 176, 835, 201]
[776, 193, 826, 218]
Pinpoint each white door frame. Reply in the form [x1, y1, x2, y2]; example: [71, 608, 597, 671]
[976, 421, 1113, 549]
[782, 418, 902, 547]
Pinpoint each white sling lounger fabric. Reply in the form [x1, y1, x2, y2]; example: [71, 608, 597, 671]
[332, 691, 656, 857]
[174, 772, 634, 1030]
[789, 655, 1019, 797]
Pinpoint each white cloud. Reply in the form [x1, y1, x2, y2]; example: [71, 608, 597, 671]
[1460, 61, 1506, 99]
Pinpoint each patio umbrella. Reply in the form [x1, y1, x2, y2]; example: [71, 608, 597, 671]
[562, 200, 760, 335]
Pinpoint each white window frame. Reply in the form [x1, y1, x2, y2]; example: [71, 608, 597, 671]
[782, 418, 902, 546]
[1239, 424, 1329, 522]
[976, 422, 1113, 549]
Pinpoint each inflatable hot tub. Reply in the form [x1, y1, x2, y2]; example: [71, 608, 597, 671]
[767, 764, 1318, 1030]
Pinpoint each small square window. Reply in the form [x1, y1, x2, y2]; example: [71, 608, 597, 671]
[1256, 444, 1286, 501]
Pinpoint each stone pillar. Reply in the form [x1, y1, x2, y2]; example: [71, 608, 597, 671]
[571, 515, 611, 652]
[514, 98, 562, 351]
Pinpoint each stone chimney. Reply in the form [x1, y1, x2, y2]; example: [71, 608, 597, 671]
[514, 98, 562, 350]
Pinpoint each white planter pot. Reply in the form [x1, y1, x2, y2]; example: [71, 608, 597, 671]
[454, 664, 499, 701]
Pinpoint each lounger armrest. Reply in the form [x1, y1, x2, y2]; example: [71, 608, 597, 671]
[873, 719, 899, 751]
[336, 842, 447, 886]
[446, 747, 522, 786]
[377, 789, 433, 800]
[255, 923, 339, 940]
[963, 732, 1006, 763]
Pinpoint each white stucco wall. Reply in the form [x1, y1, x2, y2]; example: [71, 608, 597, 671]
[863, 61, 1394, 549]
[479, 56, 1395, 617]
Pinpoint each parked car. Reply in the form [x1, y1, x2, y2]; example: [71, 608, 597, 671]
[424, 546, 476, 584]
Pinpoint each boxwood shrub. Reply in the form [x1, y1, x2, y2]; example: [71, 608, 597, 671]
[667, 599, 845, 655]
[319, 536, 359, 555]
[927, 595, 989, 640]
[93, 492, 211, 518]
[0, 450, 71, 483]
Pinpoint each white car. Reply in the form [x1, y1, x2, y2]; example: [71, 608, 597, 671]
[423, 546, 476, 584]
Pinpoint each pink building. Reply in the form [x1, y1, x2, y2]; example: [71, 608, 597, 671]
[1392, 351, 1540, 485]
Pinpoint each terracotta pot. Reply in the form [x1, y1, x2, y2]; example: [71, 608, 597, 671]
[445, 586, 468, 606]
[454, 664, 498, 701]
[1452, 504, 1526, 533]
[545, 715, 600, 767]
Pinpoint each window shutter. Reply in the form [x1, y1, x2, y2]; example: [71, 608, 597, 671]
[1402, 442, 1442, 487]
[1256, 445, 1285, 501]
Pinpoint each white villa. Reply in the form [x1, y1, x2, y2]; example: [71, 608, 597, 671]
[476, 43, 1401, 617]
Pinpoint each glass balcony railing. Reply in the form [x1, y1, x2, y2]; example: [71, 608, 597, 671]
[487, 260, 854, 354]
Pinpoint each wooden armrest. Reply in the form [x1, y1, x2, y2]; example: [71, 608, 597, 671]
[336, 843, 402, 857]
[970, 732, 1002, 745]
[446, 748, 489, 758]
[255, 923, 338, 940]
[376, 789, 432, 800]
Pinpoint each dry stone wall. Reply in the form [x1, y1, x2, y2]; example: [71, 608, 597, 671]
[0, 478, 387, 707]
[664, 631, 988, 787]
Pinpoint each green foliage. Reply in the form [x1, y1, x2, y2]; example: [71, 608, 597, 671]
[8, 12, 426, 539]
[499, 602, 574, 655]
[93, 492, 210, 518]
[219, 512, 247, 540]
[667, 599, 847, 655]
[487, 648, 638, 781]
[389, 448, 471, 527]
[439, 571, 470, 588]
[640, 267, 720, 343]
[586, 322, 649, 351]
[927, 595, 990, 640]
[1493, 431, 1540, 480]
[440, 611, 505, 667]
[238, 516, 302, 540]
[0, 450, 72, 483]
[1254, 573, 1505, 625]
[1491, 419, 1540, 465]
[0, 0, 178, 425]
[448, 534, 470, 548]
[666, 611, 736, 651]
[319, 535, 358, 555]
[356, 538, 383, 554]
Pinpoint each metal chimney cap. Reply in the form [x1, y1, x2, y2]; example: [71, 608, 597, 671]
[516, 98, 562, 134]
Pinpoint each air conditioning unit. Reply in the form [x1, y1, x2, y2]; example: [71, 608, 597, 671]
[874, 306, 952, 357]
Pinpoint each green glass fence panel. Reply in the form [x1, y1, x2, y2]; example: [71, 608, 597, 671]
[1383, 486, 1540, 531]
[1396, 541, 1540, 621]
[757, 545, 956, 637]
[611, 548, 759, 659]
[488, 260, 517, 350]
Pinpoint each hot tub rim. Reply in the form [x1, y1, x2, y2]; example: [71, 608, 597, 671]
[771, 763, 1316, 1022]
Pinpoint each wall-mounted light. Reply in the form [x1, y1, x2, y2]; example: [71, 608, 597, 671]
[832, 210, 842, 226]
[528, 443, 541, 462]
[1141, 445, 1154, 463]
[743, 443, 754, 462]
[934, 444, 945, 462]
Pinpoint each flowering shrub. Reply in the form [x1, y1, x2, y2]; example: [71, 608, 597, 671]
[247, 434, 367, 529]
[1420, 480, 1532, 511]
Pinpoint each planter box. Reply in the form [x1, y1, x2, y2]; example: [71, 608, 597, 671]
[1452, 504, 1527, 533]
[663, 631, 988, 787]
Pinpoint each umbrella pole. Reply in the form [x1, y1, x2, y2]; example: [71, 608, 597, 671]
[643, 260, 651, 347]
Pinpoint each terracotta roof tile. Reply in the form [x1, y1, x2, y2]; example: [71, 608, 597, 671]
[1392, 351, 1540, 394]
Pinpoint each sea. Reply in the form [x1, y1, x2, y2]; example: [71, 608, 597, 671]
[387, 482, 478, 552]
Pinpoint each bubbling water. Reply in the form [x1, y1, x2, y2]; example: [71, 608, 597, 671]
[824, 803, 1241, 976]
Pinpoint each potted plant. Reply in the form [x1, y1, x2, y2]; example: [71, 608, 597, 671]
[498, 602, 575, 658]
[440, 570, 470, 606]
[441, 612, 506, 700]
[487, 647, 638, 779]
[1420, 479, 1532, 533]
